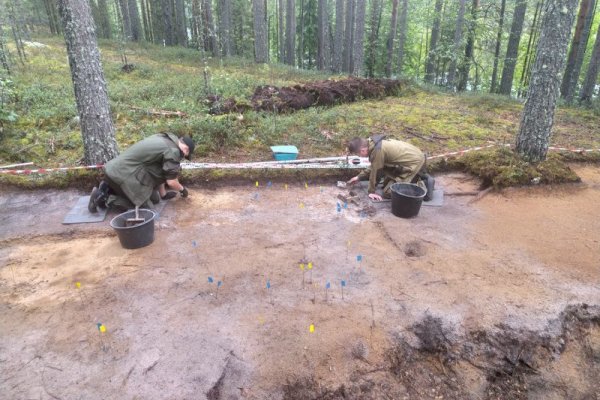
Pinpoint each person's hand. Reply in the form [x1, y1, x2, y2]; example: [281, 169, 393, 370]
[369, 193, 383, 202]
[347, 176, 360, 185]
[180, 187, 189, 198]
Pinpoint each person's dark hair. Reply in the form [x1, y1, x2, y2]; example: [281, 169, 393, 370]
[347, 137, 368, 154]
[180, 136, 195, 160]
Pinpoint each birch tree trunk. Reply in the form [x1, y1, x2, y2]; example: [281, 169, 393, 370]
[516, 0, 579, 163]
[57, 0, 119, 164]
[447, 0, 466, 89]
[253, 0, 268, 63]
[332, 0, 344, 72]
[352, 0, 366, 76]
[499, 0, 527, 95]
[579, 19, 600, 104]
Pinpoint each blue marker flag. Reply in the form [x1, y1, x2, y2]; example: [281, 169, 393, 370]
[267, 181, 272, 187]
[343, 202, 348, 209]
[217, 281, 222, 287]
[336, 202, 341, 212]
[192, 240, 197, 248]
[326, 282, 331, 289]
[357, 255, 363, 262]
[266, 280, 271, 289]
[208, 276, 214, 283]
[341, 280, 346, 287]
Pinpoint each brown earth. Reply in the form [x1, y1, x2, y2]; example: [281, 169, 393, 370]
[0, 165, 599, 399]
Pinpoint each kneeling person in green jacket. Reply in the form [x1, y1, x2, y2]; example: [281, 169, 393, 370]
[346, 135, 433, 201]
[88, 133, 194, 212]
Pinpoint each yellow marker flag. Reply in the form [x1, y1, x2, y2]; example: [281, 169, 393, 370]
[299, 203, 305, 208]
[309, 324, 315, 333]
[307, 262, 313, 270]
[305, 182, 308, 189]
[284, 184, 288, 190]
[255, 181, 259, 187]
[299, 263, 305, 270]
[75, 282, 81, 289]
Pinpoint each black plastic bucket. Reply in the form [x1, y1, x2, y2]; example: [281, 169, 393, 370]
[110, 209, 156, 249]
[390, 183, 426, 218]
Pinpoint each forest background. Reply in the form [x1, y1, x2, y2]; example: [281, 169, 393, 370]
[1, 0, 599, 187]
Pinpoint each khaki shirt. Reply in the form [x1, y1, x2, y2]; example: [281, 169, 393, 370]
[357, 138, 424, 193]
[105, 133, 183, 206]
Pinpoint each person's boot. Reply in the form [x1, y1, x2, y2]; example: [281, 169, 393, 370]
[423, 174, 435, 201]
[150, 190, 160, 204]
[88, 187, 100, 213]
[161, 191, 177, 200]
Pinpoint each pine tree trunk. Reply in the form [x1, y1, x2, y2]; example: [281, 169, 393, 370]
[141, 0, 152, 42]
[366, 0, 380, 77]
[220, 0, 233, 56]
[447, 0, 466, 89]
[397, 0, 407, 75]
[202, 0, 217, 55]
[518, 0, 544, 97]
[352, 0, 366, 76]
[285, 0, 296, 65]
[490, 0, 506, 93]
[564, 0, 596, 102]
[516, 0, 579, 163]
[332, 0, 344, 72]
[457, 0, 478, 91]
[424, 0, 443, 83]
[253, 0, 268, 62]
[579, 19, 600, 104]
[298, 0, 305, 67]
[161, 0, 174, 45]
[129, 0, 143, 41]
[0, 17, 11, 74]
[385, 0, 398, 77]
[175, 0, 187, 46]
[499, 0, 527, 95]
[57, 0, 119, 165]
[561, 0, 592, 99]
[119, 0, 133, 41]
[317, 0, 330, 70]
[343, 0, 354, 73]
[278, 0, 285, 62]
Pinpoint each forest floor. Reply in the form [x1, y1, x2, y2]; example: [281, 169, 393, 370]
[1, 165, 599, 399]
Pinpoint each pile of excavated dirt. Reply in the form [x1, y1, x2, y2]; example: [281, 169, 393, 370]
[1, 166, 599, 399]
[206, 77, 406, 114]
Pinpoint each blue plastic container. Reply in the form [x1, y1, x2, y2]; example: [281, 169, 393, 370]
[271, 145, 298, 161]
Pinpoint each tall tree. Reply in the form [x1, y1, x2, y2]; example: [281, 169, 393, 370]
[365, 0, 382, 77]
[119, 0, 133, 41]
[202, 0, 218, 55]
[161, 0, 174, 45]
[278, 0, 285, 62]
[253, 0, 268, 62]
[43, 0, 62, 35]
[317, 0, 330, 70]
[397, 0, 408, 75]
[490, 0, 506, 93]
[562, 0, 596, 102]
[447, 0, 467, 89]
[220, 0, 233, 56]
[284, 0, 295, 65]
[0, 16, 11, 74]
[516, 0, 579, 163]
[175, 0, 187, 46]
[352, 0, 366, 76]
[332, 0, 344, 72]
[385, 0, 399, 77]
[499, 0, 527, 95]
[579, 18, 600, 104]
[518, 0, 544, 97]
[457, 0, 478, 91]
[57, 0, 119, 164]
[342, 0, 354, 73]
[424, 0, 444, 83]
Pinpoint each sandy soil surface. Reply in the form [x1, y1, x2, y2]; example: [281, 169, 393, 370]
[1, 166, 599, 399]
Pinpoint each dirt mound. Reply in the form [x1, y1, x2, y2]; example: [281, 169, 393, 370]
[283, 304, 600, 400]
[206, 77, 406, 115]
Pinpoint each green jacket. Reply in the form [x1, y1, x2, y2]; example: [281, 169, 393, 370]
[105, 133, 183, 206]
[357, 136, 424, 193]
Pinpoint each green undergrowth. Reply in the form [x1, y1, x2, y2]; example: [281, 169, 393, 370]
[431, 147, 583, 188]
[1, 36, 599, 190]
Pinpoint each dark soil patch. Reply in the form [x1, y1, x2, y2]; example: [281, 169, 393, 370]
[206, 77, 407, 115]
[404, 240, 426, 257]
[283, 304, 600, 400]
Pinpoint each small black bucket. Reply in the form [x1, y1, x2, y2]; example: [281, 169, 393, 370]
[110, 209, 156, 249]
[390, 183, 426, 218]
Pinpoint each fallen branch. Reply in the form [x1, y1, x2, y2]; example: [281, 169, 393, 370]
[128, 105, 187, 118]
[468, 187, 494, 204]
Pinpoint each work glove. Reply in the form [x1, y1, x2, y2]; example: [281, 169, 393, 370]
[180, 187, 189, 198]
